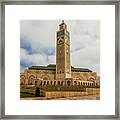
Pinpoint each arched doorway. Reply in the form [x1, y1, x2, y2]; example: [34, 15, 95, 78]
[20, 82, 24, 85]
[58, 81, 60, 86]
[51, 81, 53, 85]
[83, 82, 85, 86]
[20, 75, 26, 85]
[67, 81, 71, 86]
[61, 81, 64, 86]
[43, 81, 46, 85]
[40, 81, 42, 85]
[47, 81, 49, 85]
[74, 81, 77, 86]
[35, 80, 38, 86]
[28, 75, 35, 85]
[81, 82, 82, 86]
[54, 81, 56, 86]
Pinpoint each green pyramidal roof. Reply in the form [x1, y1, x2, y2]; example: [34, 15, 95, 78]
[47, 64, 56, 67]
[28, 64, 92, 72]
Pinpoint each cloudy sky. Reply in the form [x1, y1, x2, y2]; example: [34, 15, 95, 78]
[20, 20, 100, 75]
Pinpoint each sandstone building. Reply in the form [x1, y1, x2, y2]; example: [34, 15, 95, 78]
[20, 20, 100, 87]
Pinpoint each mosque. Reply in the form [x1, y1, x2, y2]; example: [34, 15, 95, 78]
[20, 20, 100, 87]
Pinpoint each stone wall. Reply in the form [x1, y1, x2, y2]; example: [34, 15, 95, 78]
[45, 88, 100, 99]
[86, 88, 100, 95]
[45, 91, 88, 99]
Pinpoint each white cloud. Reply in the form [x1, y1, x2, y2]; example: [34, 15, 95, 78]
[20, 48, 48, 66]
[20, 20, 58, 52]
[48, 55, 56, 64]
[71, 39, 100, 74]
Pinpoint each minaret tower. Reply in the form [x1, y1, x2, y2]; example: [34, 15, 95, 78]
[56, 20, 71, 80]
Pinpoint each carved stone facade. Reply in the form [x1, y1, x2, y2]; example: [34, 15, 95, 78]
[20, 20, 100, 88]
[20, 67, 100, 87]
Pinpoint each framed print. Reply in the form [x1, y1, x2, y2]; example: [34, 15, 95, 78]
[0, 0, 119, 119]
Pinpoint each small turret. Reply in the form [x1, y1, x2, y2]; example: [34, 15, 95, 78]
[59, 20, 67, 30]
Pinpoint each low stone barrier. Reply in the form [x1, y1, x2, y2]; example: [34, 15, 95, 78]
[45, 88, 100, 99]
[86, 88, 100, 95]
[45, 91, 88, 99]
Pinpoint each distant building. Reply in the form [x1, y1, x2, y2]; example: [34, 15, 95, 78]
[20, 20, 100, 87]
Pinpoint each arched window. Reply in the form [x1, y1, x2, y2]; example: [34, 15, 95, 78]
[60, 71, 61, 74]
